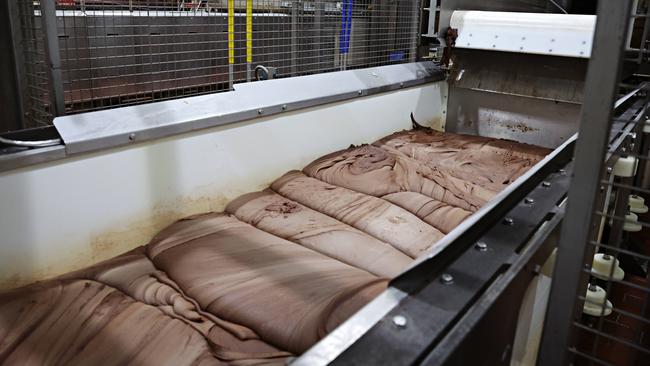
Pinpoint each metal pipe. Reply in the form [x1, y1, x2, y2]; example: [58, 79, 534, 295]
[0, 136, 61, 148]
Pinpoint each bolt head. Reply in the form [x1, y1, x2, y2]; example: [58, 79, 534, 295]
[128, 133, 136, 141]
[524, 197, 535, 205]
[257, 109, 264, 114]
[357, 90, 363, 95]
[281, 104, 287, 110]
[503, 217, 514, 225]
[558, 169, 566, 175]
[542, 181, 551, 188]
[607, 167, 613, 173]
[475, 242, 488, 251]
[441, 273, 454, 284]
[392, 315, 407, 328]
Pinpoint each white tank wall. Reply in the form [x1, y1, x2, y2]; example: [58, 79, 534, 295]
[0, 82, 447, 290]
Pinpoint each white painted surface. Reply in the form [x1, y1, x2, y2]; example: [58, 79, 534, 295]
[451, 11, 596, 58]
[0, 82, 446, 290]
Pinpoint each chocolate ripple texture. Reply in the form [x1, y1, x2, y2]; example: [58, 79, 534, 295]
[0, 129, 549, 365]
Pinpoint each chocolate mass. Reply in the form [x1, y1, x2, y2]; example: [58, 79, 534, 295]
[0, 129, 549, 365]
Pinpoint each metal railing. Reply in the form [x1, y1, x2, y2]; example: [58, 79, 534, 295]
[13, 0, 421, 128]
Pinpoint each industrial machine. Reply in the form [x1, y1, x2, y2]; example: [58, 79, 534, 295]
[1, 0, 649, 365]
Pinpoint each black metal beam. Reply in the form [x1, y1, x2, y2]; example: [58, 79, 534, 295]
[0, 0, 25, 132]
[537, 0, 636, 365]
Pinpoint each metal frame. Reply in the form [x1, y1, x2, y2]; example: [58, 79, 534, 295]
[0, 62, 444, 172]
[39, 0, 65, 116]
[537, 0, 637, 364]
[296, 128, 577, 364]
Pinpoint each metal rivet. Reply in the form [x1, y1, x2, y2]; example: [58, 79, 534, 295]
[475, 242, 488, 251]
[551, 38, 555, 42]
[579, 51, 584, 55]
[469, 33, 473, 37]
[607, 167, 613, 173]
[467, 43, 471, 46]
[495, 35, 499, 38]
[521, 37, 526, 40]
[358, 90, 363, 95]
[600, 186, 605, 192]
[393, 315, 407, 328]
[492, 44, 496, 48]
[542, 181, 551, 187]
[281, 104, 287, 110]
[128, 133, 136, 141]
[519, 46, 524, 50]
[257, 109, 264, 115]
[558, 169, 566, 174]
[582, 41, 586, 45]
[524, 197, 535, 205]
[503, 217, 514, 225]
[549, 49, 553, 52]
[400, 82, 404, 88]
[441, 273, 454, 284]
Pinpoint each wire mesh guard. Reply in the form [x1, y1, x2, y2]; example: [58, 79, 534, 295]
[568, 86, 650, 366]
[16, 0, 420, 127]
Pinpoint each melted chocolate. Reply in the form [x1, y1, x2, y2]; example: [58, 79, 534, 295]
[0, 128, 549, 364]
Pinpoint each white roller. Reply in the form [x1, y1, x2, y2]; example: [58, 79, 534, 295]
[612, 156, 638, 177]
[624, 212, 643, 232]
[450, 11, 596, 58]
[629, 194, 648, 214]
[591, 253, 624, 281]
[583, 285, 612, 317]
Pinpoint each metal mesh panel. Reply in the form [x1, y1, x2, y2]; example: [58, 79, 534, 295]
[16, 0, 53, 128]
[16, 0, 420, 123]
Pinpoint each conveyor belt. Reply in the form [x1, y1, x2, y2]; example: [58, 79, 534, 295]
[0, 128, 549, 365]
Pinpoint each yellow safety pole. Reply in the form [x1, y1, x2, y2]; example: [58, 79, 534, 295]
[246, 0, 253, 81]
[228, 0, 235, 89]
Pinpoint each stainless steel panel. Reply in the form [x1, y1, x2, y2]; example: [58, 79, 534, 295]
[446, 87, 580, 148]
[54, 61, 443, 155]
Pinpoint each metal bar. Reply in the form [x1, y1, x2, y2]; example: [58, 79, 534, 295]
[537, 1, 636, 365]
[246, 0, 252, 82]
[291, 1, 299, 76]
[409, 0, 419, 62]
[228, 0, 235, 90]
[5, 0, 26, 130]
[40, 0, 65, 116]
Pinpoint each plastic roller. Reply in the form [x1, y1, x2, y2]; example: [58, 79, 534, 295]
[623, 212, 642, 232]
[612, 156, 638, 177]
[591, 253, 625, 281]
[583, 284, 613, 317]
[629, 194, 648, 214]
